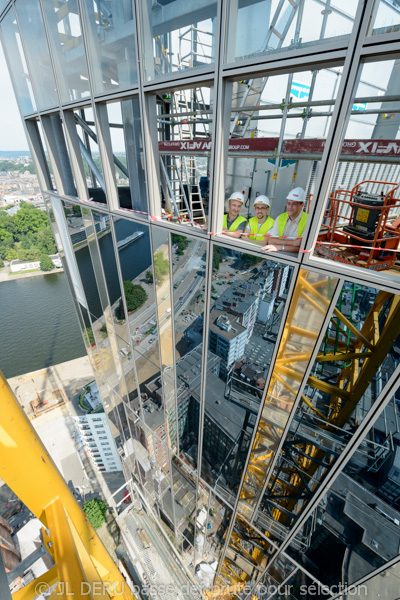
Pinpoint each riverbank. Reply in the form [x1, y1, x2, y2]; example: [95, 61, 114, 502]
[0, 264, 64, 282]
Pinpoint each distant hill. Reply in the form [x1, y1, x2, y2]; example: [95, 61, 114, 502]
[0, 150, 31, 159]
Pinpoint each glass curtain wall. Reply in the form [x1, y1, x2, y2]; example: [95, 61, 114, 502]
[3, 1, 400, 599]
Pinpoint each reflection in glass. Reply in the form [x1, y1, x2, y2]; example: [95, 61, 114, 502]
[225, 0, 357, 63]
[140, 0, 217, 80]
[114, 217, 167, 466]
[194, 488, 233, 590]
[151, 227, 175, 442]
[80, 0, 138, 95]
[225, 68, 342, 253]
[15, 0, 58, 110]
[286, 392, 400, 591]
[37, 120, 56, 191]
[238, 270, 338, 521]
[368, 0, 400, 36]
[41, 0, 90, 103]
[218, 515, 276, 594]
[1, 7, 37, 114]
[106, 99, 147, 213]
[201, 246, 294, 504]
[315, 59, 400, 279]
[157, 86, 212, 230]
[74, 107, 107, 205]
[261, 286, 400, 567]
[42, 113, 77, 196]
[170, 233, 207, 463]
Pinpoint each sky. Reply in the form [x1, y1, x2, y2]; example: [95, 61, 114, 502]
[0, 42, 29, 151]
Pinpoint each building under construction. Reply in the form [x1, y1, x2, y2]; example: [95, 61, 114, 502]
[1, 0, 400, 599]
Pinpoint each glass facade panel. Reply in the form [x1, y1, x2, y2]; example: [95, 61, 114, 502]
[156, 85, 213, 232]
[80, 0, 138, 95]
[315, 58, 400, 283]
[353, 560, 400, 598]
[74, 107, 107, 205]
[225, 0, 357, 63]
[4, 1, 400, 598]
[1, 7, 36, 114]
[224, 67, 342, 256]
[105, 98, 147, 213]
[255, 283, 400, 539]
[37, 120, 57, 191]
[151, 227, 175, 442]
[41, 0, 90, 103]
[140, 0, 218, 80]
[113, 217, 164, 427]
[219, 515, 277, 592]
[238, 270, 338, 521]
[368, 0, 400, 36]
[171, 233, 207, 461]
[41, 113, 78, 196]
[201, 246, 294, 502]
[15, 0, 58, 110]
[287, 390, 400, 593]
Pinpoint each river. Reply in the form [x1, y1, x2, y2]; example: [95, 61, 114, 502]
[0, 219, 152, 379]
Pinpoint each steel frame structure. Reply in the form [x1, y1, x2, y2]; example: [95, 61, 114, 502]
[1, 1, 400, 599]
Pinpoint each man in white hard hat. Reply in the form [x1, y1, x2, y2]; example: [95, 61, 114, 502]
[262, 187, 308, 253]
[222, 191, 248, 237]
[243, 195, 274, 243]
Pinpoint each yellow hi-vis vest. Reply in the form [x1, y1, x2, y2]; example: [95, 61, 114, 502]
[248, 216, 275, 240]
[223, 214, 247, 232]
[278, 211, 308, 237]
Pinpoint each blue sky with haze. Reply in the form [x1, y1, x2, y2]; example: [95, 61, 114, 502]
[0, 42, 28, 151]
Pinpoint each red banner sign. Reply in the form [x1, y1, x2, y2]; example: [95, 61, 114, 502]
[158, 138, 400, 157]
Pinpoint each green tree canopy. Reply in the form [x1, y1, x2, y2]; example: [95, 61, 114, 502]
[40, 254, 54, 271]
[213, 246, 221, 271]
[242, 253, 262, 266]
[83, 327, 95, 346]
[171, 233, 188, 255]
[83, 498, 108, 530]
[14, 206, 49, 235]
[153, 251, 169, 283]
[123, 281, 147, 312]
[145, 269, 153, 284]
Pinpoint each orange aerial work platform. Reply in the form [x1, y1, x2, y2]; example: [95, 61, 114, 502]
[316, 180, 400, 271]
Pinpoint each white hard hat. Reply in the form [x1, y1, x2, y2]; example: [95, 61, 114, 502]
[287, 187, 306, 203]
[253, 195, 270, 208]
[228, 191, 245, 204]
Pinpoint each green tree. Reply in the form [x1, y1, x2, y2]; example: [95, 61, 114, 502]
[123, 281, 147, 312]
[0, 227, 13, 242]
[0, 258, 4, 269]
[242, 253, 262, 266]
[5, 248, 18, 261]
[40, 254, 54, 271]
[145, 270, 153, 284]
[72, 204, 82, 217]
[83, 327, 95, 346]
[17, 246, 41, 262]
[83, 498, 108, 530]
[14, 206, 49, 235]
[213, 246, 221, 271]
[153, 251, 169, 283]
[36, 227, 57, 254]
[171, 233, 188, 255]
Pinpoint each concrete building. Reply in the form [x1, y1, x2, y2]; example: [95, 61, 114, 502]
[75, 413, 121, 473]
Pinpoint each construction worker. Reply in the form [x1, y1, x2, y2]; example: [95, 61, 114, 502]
[262, 187, 308, 253]
[222, 191, 248, 238]
[243, 196, 274, 243]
